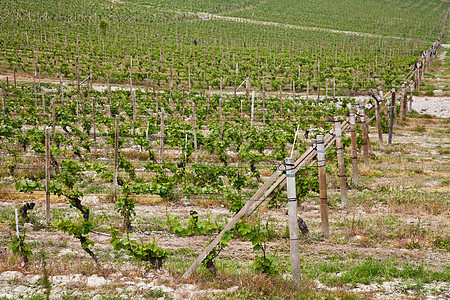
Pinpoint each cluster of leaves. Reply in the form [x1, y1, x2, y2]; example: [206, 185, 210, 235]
[7, 232, 32, 266]
[110, 229, 169, 266]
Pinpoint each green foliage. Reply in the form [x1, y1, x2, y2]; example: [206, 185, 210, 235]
[110, 229, 169, 265]
[165, 213, 221, 237]
[253, 254, 280, 276]
[55, 218, 94, 249]
[115, 195, 136, 232]
[306, 257, 450, 286]
[7, 232, 32, 264]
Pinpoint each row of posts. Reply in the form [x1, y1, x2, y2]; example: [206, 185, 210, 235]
[285, 96, 394, 283]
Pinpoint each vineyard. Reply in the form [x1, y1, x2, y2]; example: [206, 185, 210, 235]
[0, 0, 449, 299]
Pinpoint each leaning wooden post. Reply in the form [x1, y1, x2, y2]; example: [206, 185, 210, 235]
[317, 135, 329, 238]
[160, 108, 165, 163]
[334, 116, 347, 206]
[113, 116, 119, 202]
[193, 102, 198, 164]
[349, 107, 359, 186]
[374, 98, 383, 150]
[358, 102, 369, 170]
[286, 157, 301, 285]
[388, 89, 395, 145]
[45, 127, 51, 225]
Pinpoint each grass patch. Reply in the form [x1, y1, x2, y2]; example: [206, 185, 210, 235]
[304, 258, 450, 287]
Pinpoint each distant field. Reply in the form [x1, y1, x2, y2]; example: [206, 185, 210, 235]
[133, 0, 449, 40]
[0, 0, 438, 91]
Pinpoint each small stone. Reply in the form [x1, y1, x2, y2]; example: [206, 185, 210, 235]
[23, 223, 33, 231]
[87, 275, 108, 287]
[226, 286, 239, 293]
[81, 195, 101, 206]
[25, 275, 41, 284]
[0, 271, 23, 281]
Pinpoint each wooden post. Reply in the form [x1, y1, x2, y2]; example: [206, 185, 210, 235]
[113, 116, 119, 202]
[132, 91, 136, 123]
[306, 81, 309, 105]
[13, 68, 16, 88]
[409, 84, 413, 112]
[401, 84, 408, 121]
[250, 91, 255, 126]
[42, 93, 45, 118]
[193, 102, 198, 164]
[219, 94, 224, 140]
[317, 135, 329, 238]
[234, 63, 238, 101]
[379, 88, 389, 123]
[317, 81, 321, 105]
[45, 127, 51, 225]
[130, 56, 133, 102]
[399, 84, 405, 122]
[358, 102, 369, 170]
[188, 64, 191, 93]
[374, 98, 383, 150]
[183, 88, 186, 118]
[334, 117, 347, 206]
[107, 75, 111, 107]
[292, 80, 296, 114]
[92, 97, 97, 152]
[388, 89, 395, 145]
[1, 81, 5, 119]
[60, 74, 64, 106]
[349, 108, 359, 186]
[325, 79, 328, 98]
[160, 108, 164, 163]
[279, 85, 283, 117]
[33, 70, 38, 111]
[262, 77, 266, 124]
[51, 98, 56, 143]
[155, 92, 159, 114]
[333, 77, 336, 99]
[286, 157, 301, 285]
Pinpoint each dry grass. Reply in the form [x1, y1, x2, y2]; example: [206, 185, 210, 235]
[0, 188, 65, 203]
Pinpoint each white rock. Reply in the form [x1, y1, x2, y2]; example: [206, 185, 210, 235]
[81, 195, 101, 206]
[87, 275, 108, 287]
[226, 286, 239, 293]
[23, 223, 33, 231]
[151, 285, 173, 294]
[51, 274, 84, 285]
[0, 271, 23, 281]
[25, 275, 41, 284]
[13, 285, 30, 294]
